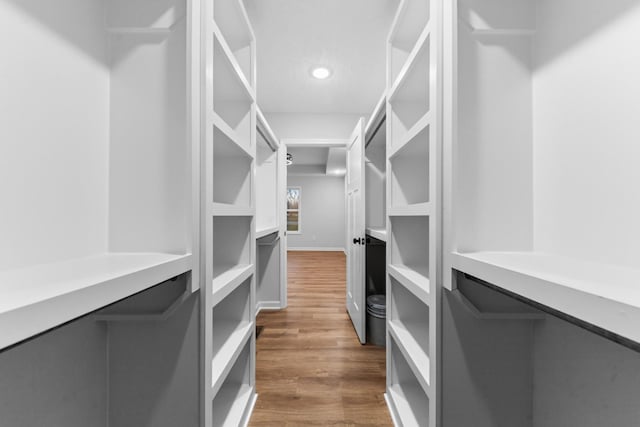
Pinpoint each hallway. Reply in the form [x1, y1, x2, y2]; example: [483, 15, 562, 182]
[249, 251, 392, 426]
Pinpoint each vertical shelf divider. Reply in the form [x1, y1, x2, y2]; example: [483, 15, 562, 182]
[385, 0, 441, 425]
[204, 0, 257, 424]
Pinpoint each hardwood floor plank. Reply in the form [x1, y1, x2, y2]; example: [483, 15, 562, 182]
[249, 251, 392, 426]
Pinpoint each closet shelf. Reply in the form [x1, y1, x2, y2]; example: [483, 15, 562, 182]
[458, 18, 535, 36]
[212, 383, 256, 427]
[212, 264, 254, 307]
[388, 21, 431, 103]
[388, 203, 431, 216]
[386, 383, 429, 427]
[388, 264, 430, 305]
[0, 252, 192, 349]
[107, 16, 186, 35]
[388, 321, 430, 394]
[214, 23, 256, 102]
[388, 111, 431, 159]
[212, 203, 254, 217]
[452, 251, 640, 344]
[366, 227, 387, 242]
[211, 320, 253, 397]
[107, 27, 174, 35]
[256, 226, 279, 240]
[213, 0, 255, 54]
[212, 112, 254, 159]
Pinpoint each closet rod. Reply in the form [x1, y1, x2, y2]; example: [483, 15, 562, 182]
[461, 272, 640, 353]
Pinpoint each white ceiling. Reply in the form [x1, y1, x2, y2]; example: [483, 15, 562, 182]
[244, 0, 398, 114]
[287, 147, 329, 165]
[287, 146, 346, 176]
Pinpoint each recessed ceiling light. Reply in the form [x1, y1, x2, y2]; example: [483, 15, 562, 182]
[311, 67, 332, 80]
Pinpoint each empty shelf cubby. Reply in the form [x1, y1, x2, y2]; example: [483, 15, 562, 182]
[389, 277, 430, 359]
[389, 125, 430, 209]
[212, 339, 254, 427]
[213, 34, 254, 151]
[212, 216, 252, 281]
[388, 31, 431, 153]
[388, 335, 430, 426]
[213, 126, 253, 209]
[388, 0, 431, 87]
[212, 278, 253, 396]
[389, 216, 429, 281]
[213, 0, 254, 87]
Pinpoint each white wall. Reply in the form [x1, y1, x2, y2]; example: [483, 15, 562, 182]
[532, 0, 640, 269]
[287, 175, 345, 250]
[0, 0, 110, 271]
[265, 112, 363, 139]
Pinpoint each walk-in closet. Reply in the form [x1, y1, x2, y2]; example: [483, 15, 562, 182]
[442, 0, 640, 426]
[2, 0, 640, 426]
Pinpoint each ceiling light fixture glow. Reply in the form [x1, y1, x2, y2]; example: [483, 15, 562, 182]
[311, 67, 332, 80]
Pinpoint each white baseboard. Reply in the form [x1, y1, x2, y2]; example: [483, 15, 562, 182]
[287, 247, 345, 252]
[256, 301, 283, 315]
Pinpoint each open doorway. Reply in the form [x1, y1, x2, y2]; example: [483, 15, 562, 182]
[243, 0, 400, 424]
[252, 138, 390, 425]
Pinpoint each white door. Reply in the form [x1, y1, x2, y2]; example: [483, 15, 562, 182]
[279, 144, 288, 308]
[346, 118, 366, 343]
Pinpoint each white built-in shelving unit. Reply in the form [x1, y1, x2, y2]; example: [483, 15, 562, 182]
[384, 0, 440, 425]
[442, 0, 640, 426]
[204, 0, 257, 424]
[365, 93, 388, 243]
[0, 0, 201, 425]
[256, 107, 287, 312]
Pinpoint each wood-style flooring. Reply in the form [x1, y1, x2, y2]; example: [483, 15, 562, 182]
[249, 251, 392, 426]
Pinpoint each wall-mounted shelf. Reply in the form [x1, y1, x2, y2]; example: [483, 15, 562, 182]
[452, 251, 640, 343]
[212, 204, 255, 217]
[212, 129, 253, 210]
[389, 216, 430, 281]
[256, 226, 279, 240]
[213, 0, 255, 88]
[457, 18, 535, 37]
[211, 340, 256, 427]
[389, 279, 430, 393]
[212, 265, 254, 307]
[387, 0, 431, 87]
[0, 253, 191, 349]
[386, 335, 431, 426]
[212, 279, 253, 397]
[388, 320, 430, 394]
[388, 111, 431, 159]
[107, 27, 174, 35]
[213, 25, 255, 102]
[388, 204, 431, 217]
[388, 265, 430, 305]
[213, 28, 255, 152]
[389, 126, 430, 210]
[212, 112, 254, 158]
[388, 26, 431, 153]
[366, 227, 387, 242]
